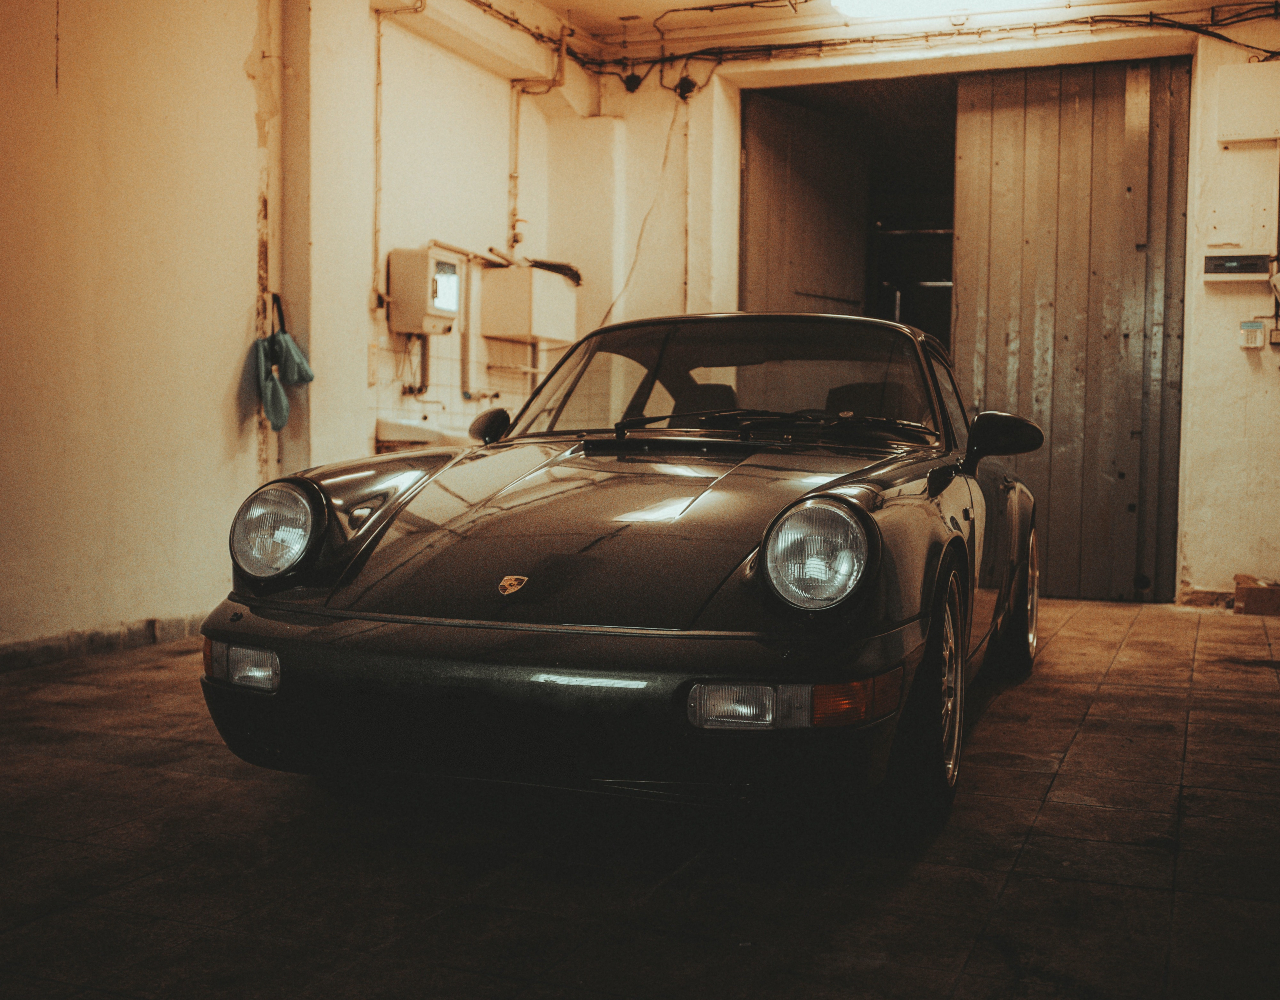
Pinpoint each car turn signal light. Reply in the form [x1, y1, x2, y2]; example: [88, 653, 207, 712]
[688, 666, 902, 730]
[811, 666, 902, 727]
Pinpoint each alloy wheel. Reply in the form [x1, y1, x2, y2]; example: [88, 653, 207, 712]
[940, 575, 963, 787]
[1026, 528, 1039, 662]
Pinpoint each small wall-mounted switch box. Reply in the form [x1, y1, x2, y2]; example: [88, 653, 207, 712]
[1240, 320, 1266, 349]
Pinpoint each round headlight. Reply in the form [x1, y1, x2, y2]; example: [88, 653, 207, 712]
[764, 498, 869, 610]
[230, 483, 314, 578]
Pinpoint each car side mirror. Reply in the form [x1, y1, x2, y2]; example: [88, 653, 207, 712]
[468, 407, 510, 445]
[962, 411, 1044, 475]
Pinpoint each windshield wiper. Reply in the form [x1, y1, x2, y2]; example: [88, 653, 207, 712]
[734, 411, 938, 440]
[612, 408, 939, 442]
[614, 409, 775, 439]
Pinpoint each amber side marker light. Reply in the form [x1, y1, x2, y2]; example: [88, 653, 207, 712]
[812, 666, 903, 727]
[204, 638, 228, 681]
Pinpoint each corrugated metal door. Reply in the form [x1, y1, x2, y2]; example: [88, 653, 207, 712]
[953, 58, 1190, 602]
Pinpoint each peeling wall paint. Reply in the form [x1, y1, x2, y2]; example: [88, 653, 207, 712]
[247, 0, 283, 484]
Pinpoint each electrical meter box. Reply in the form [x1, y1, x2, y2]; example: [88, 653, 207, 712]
[387, 247, 460, 336]
[481, 265, 576, 345]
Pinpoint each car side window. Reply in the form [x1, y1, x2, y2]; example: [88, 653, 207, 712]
[928, 353, 968, 453]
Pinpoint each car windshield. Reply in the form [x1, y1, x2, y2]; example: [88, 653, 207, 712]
[510, 317, 939, 441]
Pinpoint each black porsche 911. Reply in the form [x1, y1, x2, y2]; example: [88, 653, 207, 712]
[202, 313, 1042, 814]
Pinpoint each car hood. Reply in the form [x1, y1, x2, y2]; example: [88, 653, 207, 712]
[326, 437, 889, 629]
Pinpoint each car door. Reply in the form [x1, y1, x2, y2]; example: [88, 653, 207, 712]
[926, 351, 1010, 662]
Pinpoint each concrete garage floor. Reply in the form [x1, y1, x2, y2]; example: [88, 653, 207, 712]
[2, 600, 1278, 1000]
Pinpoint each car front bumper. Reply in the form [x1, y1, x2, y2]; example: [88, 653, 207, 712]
[200, 597, 928, 798]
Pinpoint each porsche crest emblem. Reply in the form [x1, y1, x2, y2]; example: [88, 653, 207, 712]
[498, 575, 528, 596]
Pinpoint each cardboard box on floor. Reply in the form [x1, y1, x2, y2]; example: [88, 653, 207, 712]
[1234, 574, 1280, 616]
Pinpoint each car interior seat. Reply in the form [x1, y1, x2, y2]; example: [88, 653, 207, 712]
[669, 383, 738, 427]
[825, 381, 930, 424]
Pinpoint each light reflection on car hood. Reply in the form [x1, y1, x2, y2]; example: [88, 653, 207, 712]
[326, 437, 888, 630]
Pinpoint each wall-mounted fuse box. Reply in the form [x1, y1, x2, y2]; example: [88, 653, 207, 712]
[1240, 320, 1267, 350]
[480, 265, 576, 345]
[387, 247, 460, 335]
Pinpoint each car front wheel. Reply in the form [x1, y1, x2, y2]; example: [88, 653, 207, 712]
[886, 564, 965, 825]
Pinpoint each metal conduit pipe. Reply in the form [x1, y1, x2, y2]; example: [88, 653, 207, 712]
[508, 27, 569, 254]
[424, 241, 505, 398]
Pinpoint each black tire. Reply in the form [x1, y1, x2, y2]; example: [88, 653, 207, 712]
[1001, 526, 1039, 679]
[885, 562, 965, 826]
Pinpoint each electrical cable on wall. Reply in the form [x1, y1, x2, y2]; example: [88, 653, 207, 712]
[653, 1, 816, 42]
[658, 52, 723, 98]
[453, 1, 1280, 75]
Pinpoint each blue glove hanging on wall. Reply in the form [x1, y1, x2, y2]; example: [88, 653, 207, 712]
[254, 337, 290, 432]
[270, 294, 314, 387]
[252, 294, 314, 432]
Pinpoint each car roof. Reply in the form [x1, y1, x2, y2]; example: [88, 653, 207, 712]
[590, 312, 954, 369]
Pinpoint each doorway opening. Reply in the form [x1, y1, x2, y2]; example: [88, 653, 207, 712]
[742, 60, 1190, 602]
[739, 75, 958, 350]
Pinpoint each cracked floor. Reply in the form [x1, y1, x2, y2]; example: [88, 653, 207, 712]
[2, 600, 1278, 999]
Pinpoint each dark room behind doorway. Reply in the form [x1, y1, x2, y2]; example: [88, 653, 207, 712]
[739, 75, 958, 348]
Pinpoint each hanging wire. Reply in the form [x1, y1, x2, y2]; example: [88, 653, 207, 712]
[599, 99, 686, 328]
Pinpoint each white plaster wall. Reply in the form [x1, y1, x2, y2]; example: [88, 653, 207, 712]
[306, 0, 379, 466]
[304, 11, 743, 449]
[1179, 24, 1280, 593]
[601, 79, 691, 324]
[545, 114, 626, 340]
[686, 75, 741, 315]
[307, 8, 556, 454]
[0, 0, 265, 646]
[592, 74, 741, 326]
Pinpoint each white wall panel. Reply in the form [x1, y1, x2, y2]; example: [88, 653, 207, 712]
[0, 0, 264, 645]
